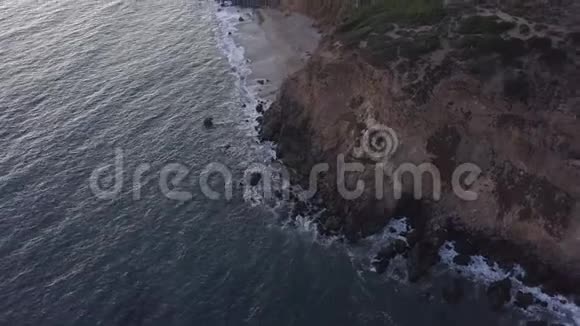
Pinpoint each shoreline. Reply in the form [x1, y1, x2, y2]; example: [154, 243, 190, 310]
[227, 7, 320, 102]
[216, 2, 580, 325]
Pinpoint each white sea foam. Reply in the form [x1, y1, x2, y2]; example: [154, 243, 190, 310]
[439, 242, 519, 283]
[344, 218, 412, 277]
[214, 2, 281, 206]
[440, 241, 580, 325]
[213, 3, 261, 132]
[358, 218, 580, 324]
[365, 217, 411, 254]
[293, 215, 318, 234]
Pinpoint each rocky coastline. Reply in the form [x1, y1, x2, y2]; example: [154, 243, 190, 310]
[221, 0, 580, 320]
[254, 0, 580, 311]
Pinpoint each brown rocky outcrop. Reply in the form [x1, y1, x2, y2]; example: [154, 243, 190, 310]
[260, 1, 580, 295]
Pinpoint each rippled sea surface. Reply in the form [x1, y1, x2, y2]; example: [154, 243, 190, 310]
[0, 1, 551, 325]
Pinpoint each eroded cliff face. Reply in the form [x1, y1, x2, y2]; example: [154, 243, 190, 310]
[261, 2, 580, 294]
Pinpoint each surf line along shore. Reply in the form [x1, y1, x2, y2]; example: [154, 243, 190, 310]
[219, 0, 580, 324]
[218, 3, 320, 102]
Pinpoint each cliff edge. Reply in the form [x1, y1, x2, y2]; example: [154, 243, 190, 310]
[260, 0, 580, 296]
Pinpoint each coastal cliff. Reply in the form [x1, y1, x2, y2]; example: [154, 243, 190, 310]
[260, 0, 580, 296]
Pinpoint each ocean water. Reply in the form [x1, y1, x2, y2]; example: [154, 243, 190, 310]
[0, 1, 576, 325]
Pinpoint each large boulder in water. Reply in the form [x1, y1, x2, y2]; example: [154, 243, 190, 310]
[372, 239, 408, 274]
[203, 117, 214, 128]
[514, 291, 534, 310]
[487, 278, 512, 311]
[249, 172, 262, 186]
[407, 240, 441, 282]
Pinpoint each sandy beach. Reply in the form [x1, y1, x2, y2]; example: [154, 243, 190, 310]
[233, 8, 320, 101]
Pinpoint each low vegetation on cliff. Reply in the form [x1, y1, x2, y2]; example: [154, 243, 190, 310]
[261, 0, 580, 304]
[339, 0, 445, 35]
[334, 0, 577, 107]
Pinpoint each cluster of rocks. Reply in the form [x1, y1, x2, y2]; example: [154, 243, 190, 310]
[370, 227, 572, 322]
[218, 0, 281, 9]
[254, 98, 268, 130]
[203, 78, 271, 130]
[364, 209, 580, 322]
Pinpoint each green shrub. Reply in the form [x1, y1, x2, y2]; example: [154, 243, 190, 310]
[458, 15, 516, 35]
[338, 0, 445, 34]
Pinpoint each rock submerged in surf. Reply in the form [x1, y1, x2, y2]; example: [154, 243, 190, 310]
[407, 240, 441, 283]
[514, 291, 534, 309]
[203, 117, 214, 128]
[256, 103, 264, 114]
[372, 239, 408, 274]
[453, 254, 471, 266]
[249, 172, 261, 186]
[487, 278, 512, 311]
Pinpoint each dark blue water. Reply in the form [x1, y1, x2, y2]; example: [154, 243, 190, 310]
[0, 1, 559, 325]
